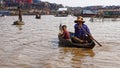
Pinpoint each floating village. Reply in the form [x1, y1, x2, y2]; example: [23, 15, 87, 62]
[1, 0, 120, 68]
[0, 0, 120, 21]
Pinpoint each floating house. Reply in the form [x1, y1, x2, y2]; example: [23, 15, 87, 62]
[54, 8, 69, 17]
[89, 9, 120, 22]
[97, 9, 120, 18]
[73, 10, 96, 17]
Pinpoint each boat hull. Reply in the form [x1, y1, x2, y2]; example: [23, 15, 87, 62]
[36, 16, 41, 19]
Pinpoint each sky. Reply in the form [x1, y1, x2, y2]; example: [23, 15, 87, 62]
[41, 0, 120, 7]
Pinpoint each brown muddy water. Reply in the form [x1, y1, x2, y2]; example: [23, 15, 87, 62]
[0, 15, 120, 68]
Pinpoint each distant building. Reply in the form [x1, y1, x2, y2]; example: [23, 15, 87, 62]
[0, 0, 3, 3]
[98, 9, 120, 18]
[5, 0, 32, 4]
[54, 8, 69, 17]
[58, 8, 67, 11]
[82, 10, 96, 14]
[4, 0, 16, 7]
[4, 0, 33, 7]
[16, 0, 32, 4]
[0, 0, 4, 6]
[33, 0, 40, 3]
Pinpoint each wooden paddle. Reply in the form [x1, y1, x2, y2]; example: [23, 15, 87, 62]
[81, 27, 102, 46]
[59, 23, 62, 31]
[58, 24, 63, 36]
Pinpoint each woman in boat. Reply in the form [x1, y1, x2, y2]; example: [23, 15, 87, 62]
[72, 16, 93, 43]
[59, 25, 70, 40]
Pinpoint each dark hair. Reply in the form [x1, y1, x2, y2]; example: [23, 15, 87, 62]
[62, 25, 67, 29]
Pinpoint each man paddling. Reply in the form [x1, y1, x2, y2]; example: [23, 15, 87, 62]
[72, 16, 93, 43]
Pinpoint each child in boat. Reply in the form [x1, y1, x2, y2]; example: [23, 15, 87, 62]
[59, 25, 70, 39]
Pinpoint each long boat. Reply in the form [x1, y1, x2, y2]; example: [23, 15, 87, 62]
[58, 32, 95, 49]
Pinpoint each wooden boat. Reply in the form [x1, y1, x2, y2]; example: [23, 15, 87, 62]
[35, 14, 41, 19]
[58, 32, 95, 49]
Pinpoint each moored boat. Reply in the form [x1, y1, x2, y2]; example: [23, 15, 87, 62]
[36, 14, 41, 19]
[58, 32, 95, 49]
[35, 12, 41, 19]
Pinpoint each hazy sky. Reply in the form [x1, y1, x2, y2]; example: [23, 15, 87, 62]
[41, 0, 120, 7]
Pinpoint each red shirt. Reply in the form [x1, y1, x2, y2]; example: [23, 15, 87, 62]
[63, 30, 70, 39]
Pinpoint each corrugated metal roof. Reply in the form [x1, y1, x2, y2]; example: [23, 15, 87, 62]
[58, 8, 67, 11]
[83, 10, 95, 14]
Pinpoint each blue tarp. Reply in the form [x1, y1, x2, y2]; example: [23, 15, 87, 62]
[0, 10, 10, 15]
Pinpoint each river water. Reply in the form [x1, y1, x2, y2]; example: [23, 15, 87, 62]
[0, 15, 120, 68]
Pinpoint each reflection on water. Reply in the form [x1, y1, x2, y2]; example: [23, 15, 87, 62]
[16, 25, 23, 30]
[61, 48, 95, 68]
[44, 47, 95, 68]
[61, 48, 95, 57]
[0, 15, 120, 68]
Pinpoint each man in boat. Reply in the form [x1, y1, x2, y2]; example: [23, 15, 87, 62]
[59, 25, 70, 40]
[18, 6, 22, 22]
[72, 16, 92, 43]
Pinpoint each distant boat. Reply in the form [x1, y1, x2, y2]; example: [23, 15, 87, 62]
[54, 8, 69, 17]
[35, 13, 41, 19]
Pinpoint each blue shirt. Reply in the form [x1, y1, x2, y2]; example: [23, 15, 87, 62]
[74, 23, 90, 40]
